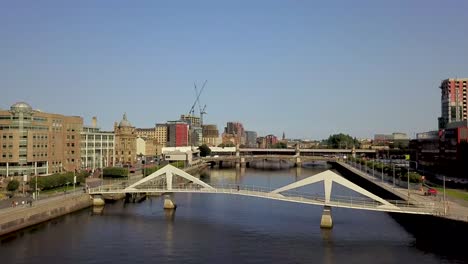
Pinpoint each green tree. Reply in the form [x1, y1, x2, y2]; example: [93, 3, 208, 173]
[198, 144, 212, 157]
[326, 133, 360, 149]
[271, 142, 287, 149]
[7, 179, 20, 192]
[218, 142, 235, 148]
[103, 167, 129, 178]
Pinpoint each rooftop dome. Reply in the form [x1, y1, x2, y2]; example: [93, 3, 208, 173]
[119, 113, 132, 127]
[10, 102, 33, 113]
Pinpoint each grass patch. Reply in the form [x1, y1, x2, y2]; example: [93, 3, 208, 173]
[433, 187, 468, 201]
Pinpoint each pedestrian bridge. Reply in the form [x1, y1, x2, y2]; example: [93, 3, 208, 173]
[88, 165, 443, 228]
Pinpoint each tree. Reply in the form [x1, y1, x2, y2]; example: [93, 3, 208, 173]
[271, 142, 287, 148]
[218, 142, 235, 148]
[198, 144, 212, 157]
[326, 133, 360, 149]
[7, 179, 20, 192]
[103, 167, 129, 178]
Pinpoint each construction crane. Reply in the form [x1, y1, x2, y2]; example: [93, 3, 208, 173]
[195, 82, 208, 126]
[188, 80, 208, 125]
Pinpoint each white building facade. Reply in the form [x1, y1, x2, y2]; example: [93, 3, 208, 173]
[80, 126, 115, 171]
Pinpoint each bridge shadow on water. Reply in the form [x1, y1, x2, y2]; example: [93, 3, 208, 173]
[331, 162, 468, 263]
[389, 213, 468, 263]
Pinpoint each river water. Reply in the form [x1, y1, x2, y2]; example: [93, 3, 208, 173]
[0, 165, 465, 263]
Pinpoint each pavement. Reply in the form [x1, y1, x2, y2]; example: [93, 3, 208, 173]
[0, 189, 85, 210]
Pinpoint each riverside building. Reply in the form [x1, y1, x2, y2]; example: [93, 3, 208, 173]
[80, 117, 115, 172]
[0, 102, 82, 177]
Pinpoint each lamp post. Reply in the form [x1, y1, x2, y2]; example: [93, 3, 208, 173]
[381, 160, 384, 182]
[443, 175, 447, 215]
[406, 160, 418, 202]
[372, 159, 375, 178]
[35, 174, 38, 200]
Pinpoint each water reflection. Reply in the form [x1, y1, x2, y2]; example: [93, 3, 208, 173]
[321, 229, 335, 264]
[0, 166, 465, 264]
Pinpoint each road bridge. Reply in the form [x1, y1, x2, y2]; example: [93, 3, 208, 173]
[88, 165, 442, 229]
[205, 145, 376, 168]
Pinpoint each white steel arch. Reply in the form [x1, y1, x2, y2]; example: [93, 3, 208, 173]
[125, 164, 215, 191]
[270, 170, 398, 210]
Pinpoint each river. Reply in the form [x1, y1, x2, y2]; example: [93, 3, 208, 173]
[0, 164, 465, 263]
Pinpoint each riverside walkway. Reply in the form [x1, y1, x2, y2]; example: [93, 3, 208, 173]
[338, 161, 468, 222]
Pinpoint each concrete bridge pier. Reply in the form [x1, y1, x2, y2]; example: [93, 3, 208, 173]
[164, 194, 177, 209]
[92, 194, 105, 206]
[295, 157, 302, 167]
[320, 206, 333, 229]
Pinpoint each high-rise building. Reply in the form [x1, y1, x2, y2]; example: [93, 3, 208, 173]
[0, 102, 82, 176]
[202, 124, 220, 146]
[223, 122, 245, 145]
[180, 114, 201, 127]
[167, 121, 189, 147]
[114, 113, 137, 165]
[245, 131, 257, 148]
[191, 126, 203, 146]
[439, 78, 468, 129]
[80, 118, 115, 171]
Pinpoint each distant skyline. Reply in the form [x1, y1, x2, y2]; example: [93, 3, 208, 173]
[2, 1, 468, 139]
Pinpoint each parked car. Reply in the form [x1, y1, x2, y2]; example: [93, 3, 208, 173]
[424, 188, 438, 196]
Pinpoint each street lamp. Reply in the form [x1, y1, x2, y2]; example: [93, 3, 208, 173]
[35, 174, 38, 200]
[406, 160, 418, 202]
[381, 160, 384, 182]
[443, 175, 447, 215]
[372, 159, 375, 178]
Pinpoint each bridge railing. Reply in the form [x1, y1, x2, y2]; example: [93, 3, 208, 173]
[88, 183, 441, 213]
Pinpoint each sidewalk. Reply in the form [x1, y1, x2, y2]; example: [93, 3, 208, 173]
[339, 161, 468, 222]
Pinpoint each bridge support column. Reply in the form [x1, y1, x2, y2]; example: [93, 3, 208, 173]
[163, 194, 177, 209]
[320, 206, 333, 229]
[92, 194, 105, 206]
[295, 157, 302, 167]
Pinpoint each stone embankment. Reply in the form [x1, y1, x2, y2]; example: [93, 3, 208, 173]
[0, 163, 209, 236]
[0, 193, 92, 236]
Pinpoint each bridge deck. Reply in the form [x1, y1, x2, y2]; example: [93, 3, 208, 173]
[89, 184, 441, 215]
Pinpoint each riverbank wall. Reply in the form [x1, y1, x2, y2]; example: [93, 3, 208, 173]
[0, 193, 92, 236]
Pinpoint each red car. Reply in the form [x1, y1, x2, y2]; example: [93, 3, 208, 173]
[425, 188, 438, 196]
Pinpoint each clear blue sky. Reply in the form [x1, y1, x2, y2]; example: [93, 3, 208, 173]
[1, 0, 468, 139]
